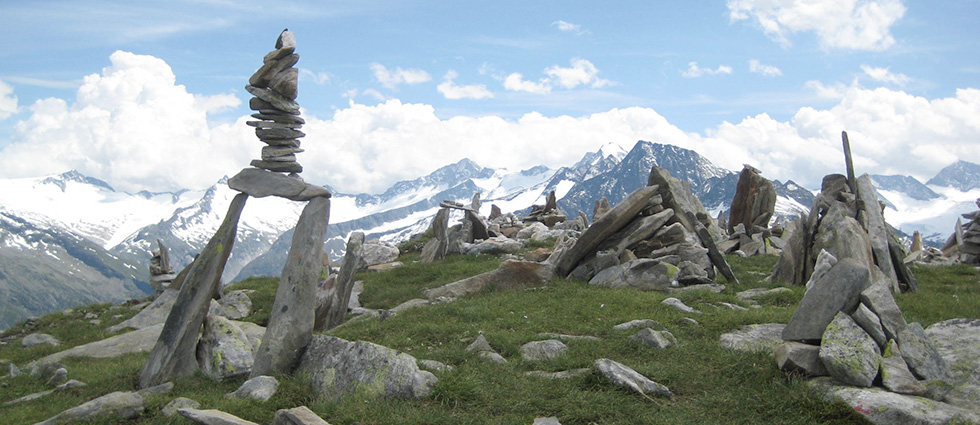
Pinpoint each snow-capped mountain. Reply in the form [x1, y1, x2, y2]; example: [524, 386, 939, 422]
[926, 160, 980, 192]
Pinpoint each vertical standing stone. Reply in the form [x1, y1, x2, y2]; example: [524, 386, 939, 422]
[140, 193, 248, 388]
[420, 208, 449, 263]
[842, 131, 857, 196]
[856, 175, 899, 290]
[318, 231, 364, 331]
[252, 196, 330, 377]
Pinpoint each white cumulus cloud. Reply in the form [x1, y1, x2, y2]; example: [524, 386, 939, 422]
[860, 65, 910, 86]
[552, 20, 588, 35]
[682, 62, 734, 78]
[299, 68, 331, 85]
[437, 70, 493, 100]
[749, 59, 783, 77]
[504, 73, 552, 94]
[504, 59, 613, 93]
[0, 79, 17, 119]
[370, 63, 432, 89]
[728, 0, 906, 51]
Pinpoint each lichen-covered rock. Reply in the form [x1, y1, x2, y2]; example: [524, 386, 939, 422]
[178, 408, 260, 425]
[589, 259, 677, 291]
[819, 312, 881, 387]
[898, 322, 948, 382]
[162, 397, 201, 417]
[520, 340, 568, 361]
[851, 303, 888, 349]
[719, 323, 785, 353]
[196, 314, 257, 381]
[296, 335, 437, 399]
[466, 236, 523, 256]
[782, 258, 871, 343]
[630, 328, 676, 349]
[216, 290, 252, 320]
[613, 319, 666, 331]
[358, 241, 399, 269]
[881, 340, 928, 396]
[661, 297, 700, 314]
[925, 318, 980, 411]
[226, 375, 278, 401]
[108, 289, 178, 332]
[272, 406, 330, 425]
[808, 377, 980, 425]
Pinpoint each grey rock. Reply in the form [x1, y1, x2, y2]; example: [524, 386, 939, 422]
[32, 362, 67, 382]
[420, 208, 449, 263]
[666, 283, 725, 295]
[478, 351, 508, 364]
[860, 277, 909, 341]
[418, 359, 454, 373]
[10, 362, 22, 377]
[197, 315, 257, 381]
[35, 391, 146, 425]
[358, 241, 399, 268]
[856, 175, 899, 286]
[736, 287, 793, 301]
[589, 259, 677, 291]
[246, 85, 300, 114]
[269, 68, 298, 100]
[162, 397, 201, 417]
[881, 340, 929, 396]
[678, 317, 699, 326]
[465, 334, 494, 353]
[812, 208, 874, 274]
[179, 408, 260, 425]
[599, 209, 674, 254]
[22, 333, 60, 347]
[140, 193, 248, 388]
[516, 222, 548, 240]
[568, 250, 620, 281]
[217, 290, 253, 320]
[272, 406, 330, 425]
[466, 236, 523, 256]
[33, 323, 164, 366]
[807, 377, 980, 425]
[925, 318, 980, 388]
[719, 323, 786, 353]
[782, 258, 871, 343]
[108, 289, 178, 332]
[252, 197, 330, 377]
[774, 342, 828, 376]
[424, 260, 554, 301]
[806, 249, 838, 290]
[228, 168, 329, 201]
[226, 375, 279, 401]
[661, 297, 700, 314]
[317, 232, 364, 331]
[533, 417, 562, 425]
[614, 319, 665, 331]
[594, 358, 671, 399]
[897, 322, 948, 381]
[137, 381, 174, 397]
[630, 328, 676, 349]
[537, 332, 602, 342]
[520, 340, 568, 361]
[851, 303, 888, 349]
[55, 379, 86, 391]
[819, 312, 881, 387]
[523, 368, 591, 379]
[715, 302, 748, 311]
[249, 159, 303, 173]
[297, 335, 438, 399]
[46, 367, 68, 386]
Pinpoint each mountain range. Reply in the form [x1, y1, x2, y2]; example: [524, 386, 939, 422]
[1, 140, 978, 329]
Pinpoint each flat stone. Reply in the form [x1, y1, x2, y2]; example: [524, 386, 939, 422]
[524, 368, 591, 379]
[819, 312, 881, 387]
[252, 197, 330, 377]
[719, 323, 786, 353]
[22, 333, 60, 347]
[630, 328, 676, 349]
[925, 318, 980, 388]
[272, 406, 330, 425]
[537, 332, 602, 342]
[417, 360, 454, 373]
[35, 391, 146, 425]
[589, 259, 677, 291]
[773, 341, 828, 376]
[247, 120, 303, 129]
[179, 408, 260, 425]
[782, 258, 871, 343]
[226, 375, 279, 401]
[162, 397, 201, 417]
[358, 241, 399, 268]
[246, 85, 300, 114]
[424, 260, 553, 301]
[250, 53, 299, 87]
[661, 297, 700, 314]
[269, 68, 298, 100]
[229, 169, 330, 202]
[613, 319, 666, 331]
[251, 113, 304, 124]
[32, 324, 163, 366]
[881, 340, 929, 396]
[851, 302, 888, 349]
[594, 358, 671, 399]
[860, 277, 909, 341]
[897, 322, 948, 381]
[261, 154, 297, 162]
[466, 236, 523, 255]
[807, 377, 980, 425]
[256, 127, 306, 140]
[477, 351, 508, 364]
[666, 283, 725, 295]
[250, 159, 303, 173]
[107, 290, 178, 332]
[520, 340, 568, 361]
[533, 417, 562, 425]
[263, 46, 295, 63]
[261, 138, 302, 147]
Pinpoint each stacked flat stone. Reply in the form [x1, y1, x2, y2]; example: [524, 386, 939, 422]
[246, 29, 305, 174]
[944, 198, 980, 264]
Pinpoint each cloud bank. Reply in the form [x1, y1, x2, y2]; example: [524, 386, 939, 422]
[1, 51, 978, 196]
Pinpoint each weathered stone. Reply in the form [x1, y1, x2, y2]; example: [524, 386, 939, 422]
[613, 319, 665, 331]
[719, 323, 786, 353]
[782, 258, 871, 343]
[489, 204, 502, 220]
[249, 159, 303, 173]
[226, 375, 279, 401]
[215, 290, 252, 320]
[229, 168, 328, 200]
[533, 417, 562, 425]
[735, 287, 793, 302]
[420, 208, 449, 263]
[568, 250, 619, 281]
[478, 351, 508, 364]
[358, 241, 398, 268]
[630, 328, 676, 349]
[524, 369, 591, 380]
[661, 297, 700, 314]
[296, 335, 437, 399]
[317, 232, 364, 331]
[178, 408, 260, 425]
[594, 358, 671, 399]
[516, 222, 548, 240]
[269, 68, 298, 100]
[773, 342, 828, 376]
[35, 391, 146, 425]
[466, 236, 523, 255]
[272, 406, 331, 425]
[197, 315, 257, 381]
[856, 175, 899, 287]
[22, 333, 60, 347]
[925, 318, 980, 391]
[729, 165, 776, 233]
[46, 367, 68, 386]
[538, 332, 602, 342]
[246, 85, 300, 114]
[140, 193, 247, 388]
[520, 340, 568, 361]
[819, 312, 881, 387]
[162, 397, 201, 417]
[252, 196, 330, 377]
[897, 322, 948, 381]
[811, 206, 874, 273]
[881, 340, 929, 396]
[807, 377, 980, 425]
[108, 290, 177, 332]
[851, 303, 888, 349]
[424, 260, 554, 301]
[524, 247, 552, 262]
[589, 259, 677, 291]
[465, 334, 494, 353]
[555, 185, 660, 277]
[860, 277, 909, 341]
[418, 359, 454, 373]
[599, 209, 674, 254]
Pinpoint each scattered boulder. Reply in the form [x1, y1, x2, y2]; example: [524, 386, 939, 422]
[466, 236, 523, 256]
[22, 333, 60, 347]
[420, 208, 450, 263]
[423, 260, 554, 301]
[630, 328, 676, 349]
[661, 297, 700, 314]
[108, 289, 178, 332]
[720, 324, 786, 353]
[808, 377, 980, 425]
[818, 312, 881, 388]
[196, 314, 258, 381]
[594, 358, 671, 400]
[520, 340, 568, 362]
[179, 408, 260, 425]
[226, 375, 279, 401]
[613, 319, 665, 331]
[588, 259, 677, 291]
[216, 290, 253, 320]
[358, 240, 399, 269]
[273, 406, 330, 425]
[296, 335, 437, 399]
[35, 391, 148, 425]
[162, 397, 201, 417]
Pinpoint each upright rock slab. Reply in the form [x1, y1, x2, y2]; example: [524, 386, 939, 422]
[140, 193, 247, 388]
[252, 196, 330, 377]
[856, 175, 899, 289]
[782, 258, 871, 343]
[317, 232, 364, 331]
[819, 312, 881, 387]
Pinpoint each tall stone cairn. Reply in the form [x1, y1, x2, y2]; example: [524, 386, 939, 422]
[246, 29, 305, 174]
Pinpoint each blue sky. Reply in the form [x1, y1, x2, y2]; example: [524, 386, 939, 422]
[0, 1, 978, 194]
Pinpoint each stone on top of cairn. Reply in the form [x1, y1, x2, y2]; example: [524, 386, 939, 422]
[230, 29, 330, 201]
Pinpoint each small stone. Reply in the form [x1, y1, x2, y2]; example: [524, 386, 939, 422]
[247, 120, 303, 129]
[594, 358, 671, 399]
[520, 340, 568, 362]
[850, 303, 888, 349]
[773, 342, 828, 376]
[533, 417, 562, 425]
[179, 408, 259, 425]
[22, 333, 60, 347]
[251, 113, 304, 124]
[46, 367, 68, 386]
[250, 159, 303, 173]
[418, 360, 454, 373]
[719, 323, 785, 353]
[226, 375, 279, 401]
[55, 379, 86, 391]
[246, 85, 300, 114]
[677, 317, 699, 326]
[273, 406, 330, 425]
[630, 328, 676, 349]
[661, 297, 700, 314]
[478, 351, 508, 364]
[256, 127, 306, 140]
[614, 319, 666, 331]
[523, 369, 591, 379]
[466, 334, 494, 353]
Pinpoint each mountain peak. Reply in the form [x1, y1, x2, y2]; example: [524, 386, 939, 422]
[40, 170, 115, 192]
[926, 160, 980, 191]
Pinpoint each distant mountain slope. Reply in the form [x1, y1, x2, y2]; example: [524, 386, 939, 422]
[871, 174, 940, 202]
[926, 160, 980, 191]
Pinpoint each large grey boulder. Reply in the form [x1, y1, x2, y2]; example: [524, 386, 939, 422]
[856, 175, 899, 287]
[520, 340, 568, 362]
[588, 259, 677, 291]
[107, 289, 178, 332]
[252, 196, 330, 378]
[568, 250, 619, 281]
[773, 342, 828, 376]
[420, 208, 449, 263]
[466, 236, 523, 256]
[719, 323, 786, 353]
[272, 406, 330, 425]
[811, 207, 874, 273]
[808, 377, 980, 425]
[423, 260, 554, 301]
[197, 315, 257, 381]
[178, 408, 260, 425]
[594, 358, 672, 400]
[897, 322, 948, 381]
[216, 290, 253, 320]
[782, 258, 871, 343]
[358, 241, 399, 269]
[296, 335, 437, 399]
[926, 318, 980, 412]
[226, 375, 279, 401]
[22, 333, 60, 347]
[35, 391, 147, 425]
[728, 164, 776, 233]
[860, 276, 909, 341]
[140, 193, 248, 389]
[819, 312, 881, 387]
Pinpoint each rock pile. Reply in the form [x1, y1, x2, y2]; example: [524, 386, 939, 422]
[938, 198, 980, 264]
[523, 191, 567, 228]
[149, 239, 176, 291]
[245, 29, 305, 174]
[715, 165, 787, 257]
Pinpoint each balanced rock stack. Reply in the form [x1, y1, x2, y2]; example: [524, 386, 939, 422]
[716, 165, 783, 257]
[246, 29, 305, 174]
[148, 239, 176, 291]
[940, 198, 980, 264]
